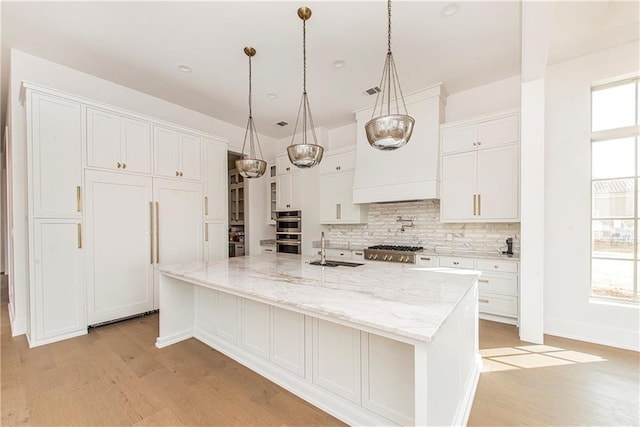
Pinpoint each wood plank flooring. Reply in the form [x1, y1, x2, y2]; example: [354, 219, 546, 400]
[2, 275, 638, 426]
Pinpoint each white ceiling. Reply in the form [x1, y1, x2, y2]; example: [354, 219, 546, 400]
[1, 1, 638, 139]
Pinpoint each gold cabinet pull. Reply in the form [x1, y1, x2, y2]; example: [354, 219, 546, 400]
[478, 279, 489, 283]
[205, 223, 209, 242]
[336, 203, 341, 220]
[77, 223, 82, 249]
[479, 298, 489, 303]
[155, 202, 160, 263]
[149, 201, 154, 264]
[76, 186, 81, 212]
[478, 194, 481, 216]
[204, 196, 208, 216]
[473, 194, 477, 215]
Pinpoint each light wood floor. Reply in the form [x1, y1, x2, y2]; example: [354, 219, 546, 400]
[1, 275, 638, 426]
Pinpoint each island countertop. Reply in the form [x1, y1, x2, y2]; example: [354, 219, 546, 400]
[157, 254, 479, 343]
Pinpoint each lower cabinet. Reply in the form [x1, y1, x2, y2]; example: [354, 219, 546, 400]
[30, 219, 86, 346]
[270, 307, 306, 377]
[241, 299, 270, 359]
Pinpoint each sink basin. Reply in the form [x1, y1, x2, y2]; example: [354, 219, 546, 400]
[309, 260, 364, 267]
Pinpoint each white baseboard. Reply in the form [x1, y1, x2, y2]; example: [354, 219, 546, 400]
[155, 328, 193, 349]
[545, 316, 639, 352]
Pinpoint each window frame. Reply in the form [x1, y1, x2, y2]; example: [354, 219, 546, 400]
[590, 77, 640, 303]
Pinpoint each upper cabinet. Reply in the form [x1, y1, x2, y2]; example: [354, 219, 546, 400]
[353, 84, 446, 204]
[204, 139, 228, 221]
[86, 107, 151, 174]
[319, 149, 367, 224]
[153, 125, 202, 180]
[28, 91, 83, 218]
[440, 111, 520, 223]
[275, 154, 302, 210]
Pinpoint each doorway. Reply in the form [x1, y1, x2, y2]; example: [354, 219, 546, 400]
[227, 152, 245, 257]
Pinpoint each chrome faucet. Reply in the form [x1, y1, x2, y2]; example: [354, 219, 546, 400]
[320, 231, 327, 265]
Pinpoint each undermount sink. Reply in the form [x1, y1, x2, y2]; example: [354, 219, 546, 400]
[309, 260, 364, 267]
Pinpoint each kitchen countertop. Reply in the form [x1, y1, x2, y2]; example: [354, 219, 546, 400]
[157, 253, 480, 343]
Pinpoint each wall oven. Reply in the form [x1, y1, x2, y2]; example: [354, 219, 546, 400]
[276, 211, 301, 254]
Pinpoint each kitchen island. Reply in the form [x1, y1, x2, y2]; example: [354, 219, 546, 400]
[156, 254, 481, 426]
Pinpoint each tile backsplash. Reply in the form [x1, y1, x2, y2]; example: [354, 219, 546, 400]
[326, 199, 520, 257]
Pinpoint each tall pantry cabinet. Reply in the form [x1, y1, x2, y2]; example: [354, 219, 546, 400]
[22, 83, 228, 346]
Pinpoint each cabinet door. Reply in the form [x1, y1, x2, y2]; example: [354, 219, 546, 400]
[276, 174, 291, 210]
[153, 126, 180, 178]
[179, 133, 202, 180]
[32, 219, 85, 342]
[154, 179, 204, 264]
[276, 155, 294, 175]
[320, 172, 362, 224]
[320, 150, 356, 174]
[29, 92, 82, 217]
[85, 171, 154, 325]
[121, 117, 151, 174]
[441, 124, 477, 155]
[477, 115, 519, 150]
[440, 152, 477, 222]
[477, 145, 519, 221]
[270, 307, 305, 377]
[86, 108, 122, 171]
[204, 140, 227, 221]
[205, 221, 228, 262]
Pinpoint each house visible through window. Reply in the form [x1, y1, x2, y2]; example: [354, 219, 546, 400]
[591, 77, 640, 302]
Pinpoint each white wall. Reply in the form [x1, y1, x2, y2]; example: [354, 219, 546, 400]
[327, 123, 357, 151]
[5, 49, 275, 334]
[544, 41, 640, 351]
[445, 75, 521, 123]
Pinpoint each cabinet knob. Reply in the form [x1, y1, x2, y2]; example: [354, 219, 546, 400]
[472, 143, 477, 147]
[176, 171, 179, 176]
[117, 162, 122, 168]
[336, 166, 340, 171]
[286, 167, 290, 171]
[179, 171, 184, 177]
[494, 264, 499, 269]
[478, 142, 482, 146]
[453, 261, 459, 265]
[122, 163, 127, 169]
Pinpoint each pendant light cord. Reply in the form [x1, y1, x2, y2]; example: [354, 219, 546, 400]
[387, 0, 392, 54]
[303, 17, 307, 94]
[248, 53, 253, 119]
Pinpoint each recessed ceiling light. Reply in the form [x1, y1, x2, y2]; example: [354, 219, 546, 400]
[441, 2, 460, 17]
[177, 64, 192, 73]
[332, 59, 346, 69]
[266, 93, 279, 100]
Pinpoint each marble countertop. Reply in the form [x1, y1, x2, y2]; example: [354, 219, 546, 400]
[157, 254, 479, 343]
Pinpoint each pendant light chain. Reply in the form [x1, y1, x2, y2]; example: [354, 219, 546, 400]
[237, 46, 265, 177]
[387, 0, 392, 54]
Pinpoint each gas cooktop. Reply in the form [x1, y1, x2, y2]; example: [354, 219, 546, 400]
[364, 245, 424, 263]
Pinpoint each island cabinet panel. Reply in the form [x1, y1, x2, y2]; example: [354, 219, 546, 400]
[312, 319, 362, 404]
[240, 299, 270, 359]
[362, 334, 415, 425]
[195, 287, 217, 334]
[214, 292, 240, 343]
[270, 307, 306, 377]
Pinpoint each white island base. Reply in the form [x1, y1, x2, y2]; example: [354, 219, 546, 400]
[156, 258, 481, 426]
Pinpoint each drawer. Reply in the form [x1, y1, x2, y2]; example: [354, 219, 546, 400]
[320, 150, 356, 174]
[261, 246, 276, 255]
[325, 248, 352, 260]
[438, 256, 475, 269]
[477, 273, 518, 295]
[351, 250, 365, 261]
[478, 292, 518, 317]
[476, 259, 518, 273]
[416, 255, 437, 267]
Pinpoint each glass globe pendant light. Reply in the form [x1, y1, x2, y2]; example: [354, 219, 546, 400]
[287, 6, 324, 169]
[236, 47, 267, 179]
[365, 0, 415, 150]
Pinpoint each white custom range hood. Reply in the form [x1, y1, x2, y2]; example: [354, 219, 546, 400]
[353, 84, 447, 204]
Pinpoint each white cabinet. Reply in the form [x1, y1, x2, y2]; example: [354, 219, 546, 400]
[241, 299, 270, 359]
[204, 221, 228, 261]
[30, 219, 85, 346]
[153, 179, 204, 307]
[416, 254, 437, 267]
[28, 91, 82, 218]
[86, 107, 151, 174]
[275, 154, 302, 211]
[270, 307, 306, 377]
[153, 126, 202, 180]
[204, 139, 227, 221]
[440, 111, 520, 223]
[312, 319, 361, 403]
[84, 171, 154, 325]
[228, 169, 245, 224]
[319, 149, 367, 224]
[267, 163, 277, 224]
[438, 255, 519, 325]
[325, 248, 352, 260]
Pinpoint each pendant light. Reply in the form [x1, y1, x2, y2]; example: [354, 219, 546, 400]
[287, 6, 324, 169]
[365, 0, 414, 151]
[236, 47, 267, 179]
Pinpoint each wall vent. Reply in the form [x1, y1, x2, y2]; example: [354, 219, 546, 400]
[364, 86, 381, 96]
[275, 121, 289, 127]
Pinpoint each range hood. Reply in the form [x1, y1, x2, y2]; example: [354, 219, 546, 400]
[353, 84, 447, 204]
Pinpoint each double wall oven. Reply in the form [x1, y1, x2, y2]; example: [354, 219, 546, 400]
[276, 210, 301, 254]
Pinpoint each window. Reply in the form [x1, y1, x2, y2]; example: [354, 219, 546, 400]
[591, 77, 640, 302]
